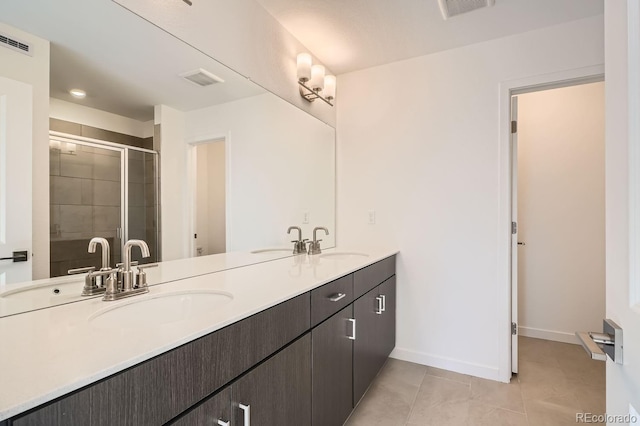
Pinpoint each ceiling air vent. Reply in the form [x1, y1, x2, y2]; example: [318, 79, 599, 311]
[438, 0, 495, 20]
[180, 68, 224, 87]
[0, 32, 33, 56]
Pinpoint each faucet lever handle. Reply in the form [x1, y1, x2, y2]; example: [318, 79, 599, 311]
[116, 261, 139, 269]
[136, 263, 158, 271]
[68, 266, 96, 275]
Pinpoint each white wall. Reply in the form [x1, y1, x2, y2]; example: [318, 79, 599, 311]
[113, 0, 336, 128]
[0, 23, 50, 279]
[337, 16, 604, 381]
[517, 83, 605, 344]
[50, 98, 153, 138]
[154, 104, 187, 261]
[185, 93, 336, 252]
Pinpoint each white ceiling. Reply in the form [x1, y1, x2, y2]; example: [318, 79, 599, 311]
[254, 0, 604, 75]
[1, 0, 265, 121]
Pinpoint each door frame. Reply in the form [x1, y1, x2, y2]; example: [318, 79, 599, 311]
[497, 65, 605, 382]
[186, 132, 230, 257]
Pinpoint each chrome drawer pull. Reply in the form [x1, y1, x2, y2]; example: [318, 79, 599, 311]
[348, 318, 356, 340]
[217, 419, 230, 426]
[328, 292, 346, 302]
[239, 403, 251, 425]
[375, 296, 383, 315]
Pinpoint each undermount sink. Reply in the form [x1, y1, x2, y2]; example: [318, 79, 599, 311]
[319, 252, 369, 260]
[89, 290, 233, 330]
[0, 279, 84, 301]
[250, 248, 293, 254]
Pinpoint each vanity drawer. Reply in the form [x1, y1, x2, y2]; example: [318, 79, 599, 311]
[311, 275, 353, 327]
[353, 255, 396, 299]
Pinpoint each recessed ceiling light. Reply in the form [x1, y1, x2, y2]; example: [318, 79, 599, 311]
[70, 89, 86, 99]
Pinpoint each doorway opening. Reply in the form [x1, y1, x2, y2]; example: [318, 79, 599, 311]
[189, 138, 227, 257]
[509, 79, 606, 410]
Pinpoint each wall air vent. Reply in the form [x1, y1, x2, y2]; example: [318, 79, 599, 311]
[438, 0, 495, 20]
[180, 68, 224, 87]
[0, 32, 32, 56]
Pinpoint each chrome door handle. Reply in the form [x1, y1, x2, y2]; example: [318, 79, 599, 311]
[328, 292, 346, 302]
[348, 318, 356, 340]
[375, 296, 383, 315]
[576, 319, 623, 364]
[217, 420, 230, 426]
[239, 403, 250, 425]
[380, 294, 386, 312]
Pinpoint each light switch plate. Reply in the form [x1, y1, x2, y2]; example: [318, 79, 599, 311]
[368, 210, 376, 225]
[302, 211, 310, 224]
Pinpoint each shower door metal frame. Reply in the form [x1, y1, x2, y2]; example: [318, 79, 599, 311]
[49, 131, 159, 261]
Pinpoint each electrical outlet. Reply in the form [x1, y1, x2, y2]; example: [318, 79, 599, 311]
[303, 211, 310, 224]
[368, 210, 376, 225]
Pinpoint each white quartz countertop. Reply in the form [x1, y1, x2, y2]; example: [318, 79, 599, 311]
[0, 246, 398, 421]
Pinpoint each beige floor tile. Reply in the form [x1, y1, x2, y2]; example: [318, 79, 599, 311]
[425, 366, 472, 384]
[519, 337, 561, 367]
[470, 377, 525, 413]
[525, 398, 588, 426]
[574, 384, 606, 414]
[407, 375, 471, 424]
[467, 401, 528, 426]
[346, 381, 414, 426]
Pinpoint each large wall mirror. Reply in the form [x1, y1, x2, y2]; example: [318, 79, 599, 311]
[0, 0, 335, 317]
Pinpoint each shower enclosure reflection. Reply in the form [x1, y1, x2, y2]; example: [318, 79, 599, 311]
[49, 134, 158, 277]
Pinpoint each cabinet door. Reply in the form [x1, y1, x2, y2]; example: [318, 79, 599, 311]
[233, 334, 311, 426]
[379, 276, 396, 358]
[353, 287, 386, 405]
[311, 305, 353, 426]
[170, 387, 232, 426]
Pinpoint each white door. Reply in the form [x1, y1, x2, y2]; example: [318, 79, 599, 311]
[606, 0, 640, 418]
[510, 95, 519, 374]
[0, 75, 32, 286]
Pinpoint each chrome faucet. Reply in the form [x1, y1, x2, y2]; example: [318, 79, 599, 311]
[308, 227, 329, 255]
[287, 226, 308, 254]
[103, 239, 157, 301]
[68, 237, 113, 296]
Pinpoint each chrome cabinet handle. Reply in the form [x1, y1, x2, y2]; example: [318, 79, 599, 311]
[380, 294, 386, 312]
[328, 292, 346, 302]
[239, 403, 250, 425]
[217, 419, 230, 426]
[348, 318, 356, 340]
[375, 296, 383, 315]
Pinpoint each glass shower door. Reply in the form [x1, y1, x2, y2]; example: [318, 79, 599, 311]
[49, 138, 123, 277]
[126, 149, 159, 264]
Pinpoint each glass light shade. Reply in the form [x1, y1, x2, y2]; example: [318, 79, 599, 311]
[324, 75, 336, 100]
[297, 53, 312, 82]
[310, 65, 325, 91]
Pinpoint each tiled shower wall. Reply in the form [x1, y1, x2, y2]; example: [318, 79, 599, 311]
[49, 119, 158, 277]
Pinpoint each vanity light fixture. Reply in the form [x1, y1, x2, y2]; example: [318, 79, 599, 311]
[69, 88, 86, 99]
[296, 53, 335, 106]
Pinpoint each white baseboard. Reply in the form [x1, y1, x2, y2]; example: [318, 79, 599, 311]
[390, 347, 504, 382]
[518, 326, 580, 344]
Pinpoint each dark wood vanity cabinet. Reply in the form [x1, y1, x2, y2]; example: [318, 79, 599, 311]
[353, 275, 396, 405]
[311, 305, 354, 426]
[173, 335, 311, 426]
[9, 255, 396, 426]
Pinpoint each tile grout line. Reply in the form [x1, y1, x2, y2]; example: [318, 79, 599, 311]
[403, 368, 429, 425]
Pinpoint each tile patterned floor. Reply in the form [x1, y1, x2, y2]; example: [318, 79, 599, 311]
[345, 336, 605, 425]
